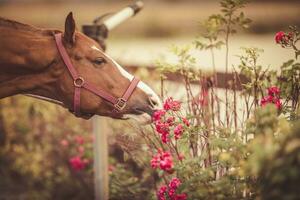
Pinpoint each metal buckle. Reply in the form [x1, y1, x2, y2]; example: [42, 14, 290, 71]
[114, 98, 126, 111]
[74, 77, 85, 87]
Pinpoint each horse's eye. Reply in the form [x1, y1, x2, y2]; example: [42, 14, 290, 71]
[93, 57, 106, 66]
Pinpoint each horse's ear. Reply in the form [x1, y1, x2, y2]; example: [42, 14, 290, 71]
[64, 12, 76, 45]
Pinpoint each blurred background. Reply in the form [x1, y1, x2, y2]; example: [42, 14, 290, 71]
[0, 0, 299, 199]
[0, 0, 299, 68]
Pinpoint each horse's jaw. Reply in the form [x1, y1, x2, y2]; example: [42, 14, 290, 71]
[123, 113, 152, 125]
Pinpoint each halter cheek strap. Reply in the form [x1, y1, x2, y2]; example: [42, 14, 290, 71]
[54, 33, 139, 116]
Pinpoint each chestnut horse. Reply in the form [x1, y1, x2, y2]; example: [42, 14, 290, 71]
[0, 12, 161, 123]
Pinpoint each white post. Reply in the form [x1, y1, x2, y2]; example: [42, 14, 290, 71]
[103, 1, 144, 31]
[93, 116, 109, 200]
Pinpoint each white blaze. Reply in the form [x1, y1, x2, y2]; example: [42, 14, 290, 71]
[91, 45, 162, 111]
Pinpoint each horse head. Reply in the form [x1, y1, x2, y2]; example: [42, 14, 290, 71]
[54, 12, 161, 122]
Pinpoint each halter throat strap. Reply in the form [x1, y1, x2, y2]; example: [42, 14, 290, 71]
[54, 33, 139, 116]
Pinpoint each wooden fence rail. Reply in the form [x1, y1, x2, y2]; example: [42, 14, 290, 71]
[125, 65, 249, 90]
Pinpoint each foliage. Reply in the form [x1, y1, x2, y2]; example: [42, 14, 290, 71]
[133, 1, 300, 200]
[1, 0, 300, 200]
[0, 98, 94, 199]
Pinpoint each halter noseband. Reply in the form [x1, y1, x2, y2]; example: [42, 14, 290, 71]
[54, 33, 139, 117]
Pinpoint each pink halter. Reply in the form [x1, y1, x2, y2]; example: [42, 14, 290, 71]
[54, 33, 139, 116]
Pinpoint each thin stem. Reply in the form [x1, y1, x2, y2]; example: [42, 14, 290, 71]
[160, 75, 164, 100]
[225, 13, 232, 127]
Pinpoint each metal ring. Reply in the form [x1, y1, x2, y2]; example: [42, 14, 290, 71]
[74, 77, 85, 87]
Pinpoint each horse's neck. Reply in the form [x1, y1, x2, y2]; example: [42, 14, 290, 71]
[0, 26, 56, 73]
[0, 26, 62, 100]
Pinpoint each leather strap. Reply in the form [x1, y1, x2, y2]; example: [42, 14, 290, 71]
[122, 77, 140, 101]
[53, 33, 139, 116]
[54, 34, 78, 79]
[83, 82, 118, 105]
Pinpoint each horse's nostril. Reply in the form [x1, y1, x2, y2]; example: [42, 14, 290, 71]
[149, 96, 159, 107]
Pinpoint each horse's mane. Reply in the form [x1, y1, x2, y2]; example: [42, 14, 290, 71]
[0, 17, 42, 32]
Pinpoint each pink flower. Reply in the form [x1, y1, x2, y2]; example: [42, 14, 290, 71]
[167, 116, 175, 126]
[182, 117, 190, 127]
[156, 178, 187, 200]
[268, 86, 280, 96]
[163, 97, 181, 111]
[175, 193, 188, 200]
[168, 188, 176, 198]
[60, 139, 69, 147]
[74, 135, 85, 145]
[78, 146, 85, 154]
[157, 185, 167, 200]
[155, 121, 170, 135]
[260, 95, 273, 106]
[261, 86, 282, 110]
[155, 121, 170, 143]
[275, 99, 282, 109]
[159, 151, 174, 172]
[178, 153, 185, 161]
[153, 110, 166, 121]
[275, 31, 285, 43]
[69, 156, 87, 171]
[151, 151, 174, 172]
[174, 124, 184, 140]
[108, 165, 115, 173]
[151, 155, 160, 169]
[161, 134, 169, 143]
[261, 96, 282, 110]
[169, 178, 181, 189]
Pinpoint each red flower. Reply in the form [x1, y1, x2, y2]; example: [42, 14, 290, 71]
[151, 151, 174, 172]
[261, 86, 282, 110]
[275, 99, 282, 109]
[174, 124, 184, 140]
[268, 86, 280, 96]
[157, 185, 167, 200]
[175, 193, 187, 200]
[182, 117, 190, 127]
[168, 188, 176, 198]
[69, 156, 88, 171]
[163, 97, 181, 111]
[153, 110, 166, 121]
[151, 155, 160, 169]
[275, 31, 285, 43]
[155, 121, 170, 143]
[260, 95, 273, 106]
[161, 134, 169, 143]
[159, 151, 174, 172]
[156, 178, 187, 200]
[155, 121, 170, 135]
[169, 178, 181, 189]
[167, 116, 175, 126]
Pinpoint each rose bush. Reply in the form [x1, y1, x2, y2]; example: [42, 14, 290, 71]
[136, 1, 300, 199]
[0, 1, 299, 200]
